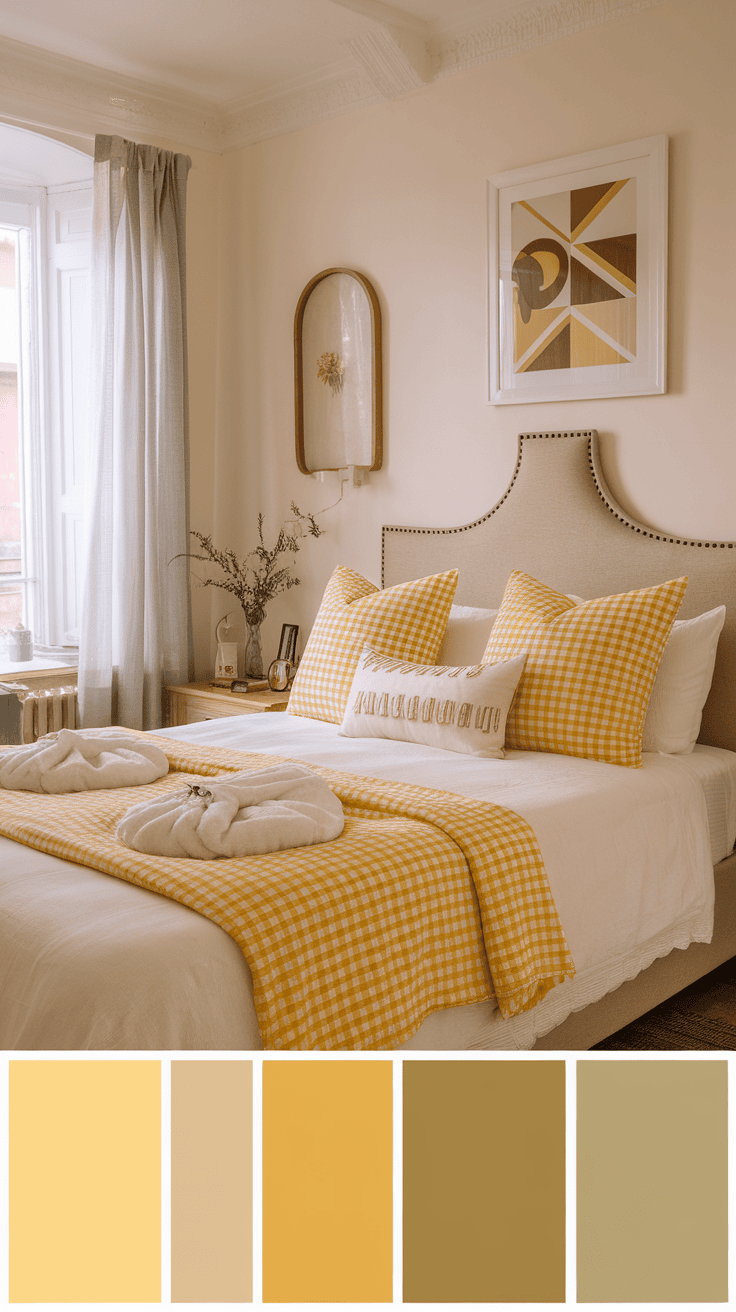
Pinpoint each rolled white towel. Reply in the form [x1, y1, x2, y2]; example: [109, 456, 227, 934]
[116, 762, 345, 858]
[0, 728, 169, 793]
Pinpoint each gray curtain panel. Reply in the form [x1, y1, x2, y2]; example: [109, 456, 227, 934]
[78, 135, 193, 730]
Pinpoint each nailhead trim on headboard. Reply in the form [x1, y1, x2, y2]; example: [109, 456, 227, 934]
[586, 437, 734, 550]
[382, 430, 733, 587]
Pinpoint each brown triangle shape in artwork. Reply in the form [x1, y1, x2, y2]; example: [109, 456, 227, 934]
[584, 233, 636, 285]
[570, 184, 618, 237]
[571, 256, 624, 307]
[514, 303, 565, 363]
[523, 320, 570, 372]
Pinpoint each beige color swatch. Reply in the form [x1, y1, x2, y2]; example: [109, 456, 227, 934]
[171, 1060, 252, 1302]
[577, 1060, 728, 1302]
[9, 1060, 160, 1303]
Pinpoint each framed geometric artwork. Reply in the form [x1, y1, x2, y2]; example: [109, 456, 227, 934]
[488, 135, 667, 404]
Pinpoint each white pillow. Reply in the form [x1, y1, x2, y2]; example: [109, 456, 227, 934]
[437, 600, 582, 667]
[339, 645, 527, 758]
[642, 606, 726, 754]
[437, 604, 498, 666]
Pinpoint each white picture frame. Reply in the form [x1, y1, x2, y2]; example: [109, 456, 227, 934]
[488, 135, 668, 405]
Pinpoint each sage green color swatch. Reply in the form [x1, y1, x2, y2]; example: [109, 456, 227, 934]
[577, 1060, 727, 1302]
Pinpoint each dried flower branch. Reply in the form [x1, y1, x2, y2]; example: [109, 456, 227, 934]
[176, 503, 323, 629]
[317, 350, 344, 395]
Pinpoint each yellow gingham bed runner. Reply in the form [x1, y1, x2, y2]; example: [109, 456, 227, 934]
[0, 736, 574, 1049]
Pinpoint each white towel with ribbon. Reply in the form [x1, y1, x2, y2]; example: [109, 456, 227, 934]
[0, 728, 169, 793]
[116, 761, 345, 858]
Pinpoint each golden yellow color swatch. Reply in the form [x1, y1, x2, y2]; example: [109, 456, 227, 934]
[171, 1061, 252, 1303]
[262, 1060, 392, 1303]
[9, 1060, 160, 1303]
[577, 1061, 728, 1303]
[403, 1060, 566, 1302]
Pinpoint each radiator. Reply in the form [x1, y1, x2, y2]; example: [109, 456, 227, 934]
[0, 685, 79, 744]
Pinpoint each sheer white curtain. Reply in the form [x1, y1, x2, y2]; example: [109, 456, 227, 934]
[78, 135, 193, 730]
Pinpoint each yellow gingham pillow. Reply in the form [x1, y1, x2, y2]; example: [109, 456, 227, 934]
[288, 566, 458, 724]
[483, 571, 688, 768]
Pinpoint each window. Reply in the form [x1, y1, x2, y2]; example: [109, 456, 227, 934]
[0, 135, 92, 657]
[0, 214, 33, 636]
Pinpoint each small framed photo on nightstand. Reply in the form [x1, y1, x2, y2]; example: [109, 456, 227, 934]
[277, 623, 299, 664]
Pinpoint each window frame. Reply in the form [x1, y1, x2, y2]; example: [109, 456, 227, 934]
[0, 177, 92, 657]
[0, 187, 46, 644]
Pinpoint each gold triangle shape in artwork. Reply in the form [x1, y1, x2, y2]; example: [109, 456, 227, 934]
[514, 304, 565, 363]
[571, 178, 630, 242]
[576, 297, 636, 356]
[570, 315, 629, 368]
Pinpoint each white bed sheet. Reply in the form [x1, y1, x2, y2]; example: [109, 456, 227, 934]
[0, 713, 733, 1051]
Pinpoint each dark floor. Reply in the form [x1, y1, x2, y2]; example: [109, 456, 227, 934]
[592, 955, 736, 1050]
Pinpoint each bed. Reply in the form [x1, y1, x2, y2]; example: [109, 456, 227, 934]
[2, 429, 736, 1051]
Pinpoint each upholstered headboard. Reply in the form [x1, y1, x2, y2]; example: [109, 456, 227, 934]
[382, 431, 736, 752]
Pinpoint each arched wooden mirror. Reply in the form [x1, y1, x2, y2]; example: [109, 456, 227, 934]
[294, 267, 383, 476]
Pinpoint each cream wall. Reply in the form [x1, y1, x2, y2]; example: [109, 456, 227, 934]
[213, 0, 736, 671]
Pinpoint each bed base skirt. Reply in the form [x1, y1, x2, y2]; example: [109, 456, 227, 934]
[533, 851, 736, 1050]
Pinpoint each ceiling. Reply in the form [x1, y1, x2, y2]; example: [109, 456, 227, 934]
[0, 0, 663, 152]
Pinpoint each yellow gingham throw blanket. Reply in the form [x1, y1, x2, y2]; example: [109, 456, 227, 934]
[0, 736, 574, 1049]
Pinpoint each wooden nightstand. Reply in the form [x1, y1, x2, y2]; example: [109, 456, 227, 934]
[164, 681, 290, 726]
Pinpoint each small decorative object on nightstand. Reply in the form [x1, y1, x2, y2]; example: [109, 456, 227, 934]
[164, 681, 290, 727]
[268, 622, 299, 690]
[267, 660, 292, 691]
[215, 613, 238, 680]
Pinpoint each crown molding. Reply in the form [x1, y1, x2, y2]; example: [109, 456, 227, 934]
[220, 70, 382, 151]
[0, 35, 223, 151]
[0, 0, 666, 156]
[434, 0, 666, 78]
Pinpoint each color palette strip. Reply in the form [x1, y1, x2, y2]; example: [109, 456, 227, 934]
[9, 1060, 161, 1303]
[403, 1059, 566, 1303]
[577, 1059, 728, 1303]
[4, 1055, 731, 1306]
[171, 1060, 252, 1303]
[262, 1059, 393, 1303]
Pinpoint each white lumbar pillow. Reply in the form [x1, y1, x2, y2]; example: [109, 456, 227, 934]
[642, 606, 726, 754]
[437, 604, 498, 667]
[339, 644, 527, 758]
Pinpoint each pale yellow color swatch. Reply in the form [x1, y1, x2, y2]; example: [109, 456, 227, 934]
[9, 1060, 161, 1304]
[262, 1060, 392, 1303]
[578, 1060, 728, 1303]
[171, 1061, 252, 1303]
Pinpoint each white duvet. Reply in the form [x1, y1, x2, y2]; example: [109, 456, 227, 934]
[1, 710, 733, 1051]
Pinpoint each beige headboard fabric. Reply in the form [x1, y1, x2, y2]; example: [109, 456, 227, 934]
[382, 431, 736, 751]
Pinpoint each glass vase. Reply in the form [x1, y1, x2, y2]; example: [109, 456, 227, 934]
[244, 622, 264, 678]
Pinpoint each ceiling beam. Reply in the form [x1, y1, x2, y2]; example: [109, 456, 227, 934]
[346, 23, 430, 96]
[326, 0, 429, 37]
